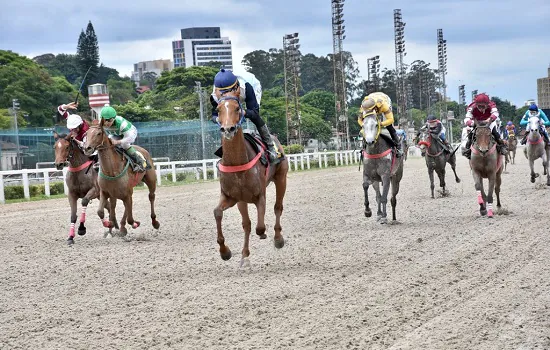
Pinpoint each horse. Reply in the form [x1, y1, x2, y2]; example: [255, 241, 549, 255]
[53, 132, 118, 244]
[417, 129, 460, 198]
[522, 116, 550, 185]
[361, 113, 404, 224]
[213, 96, 289, 267]
[469, 121, 504, 218]
[507, 134, 517, 165]
[82, 119, 160, 235]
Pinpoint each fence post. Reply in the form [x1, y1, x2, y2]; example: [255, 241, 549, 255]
[0, 175, 4, 204]
[156, 164, 161, 186]
[22, 172, 30, 200]
[62, 168, 68, 195]
[43, 170, 50, 197]
[340, 152, 344, 166]
[307, 155, 311, 169]
[324, 154, 328, 168]
[203, 161, 207, 180]
[318, 154, 322, 168]
[213, 161, 218, 180]
[171, 163, 176, 183]
[300, 155, 304, 170]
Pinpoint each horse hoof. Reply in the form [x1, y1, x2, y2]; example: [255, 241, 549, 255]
[132, 221, 140, 229]
[364, 209, 372, 218]
[531, 177, 536, 183]
[102, 220, 113, 228]
[487, 210, 494, 218]
[274, 237, 285, 249]
[78, 227, 86, 236]
[456, 178, 461, 183]
[240, 257, 251, 268]
[480, 209, 487, 216]
[152, 221, 160, 229]
[220, 249, 232, 261]
[258, 234, 267, 239]
[379, 217, 388, 224]
[67, 237, 74, 245]
[119, 229, 128, 237]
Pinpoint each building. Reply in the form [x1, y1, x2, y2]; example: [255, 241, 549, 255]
[537, 66, 550, 109]
[524, 99, 536, 106]
[131, 59, 173, 84]
[172, 27, 233, 69]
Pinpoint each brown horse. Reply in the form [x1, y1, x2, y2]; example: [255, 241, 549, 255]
[53, 132, 117, 244]
[213, 96, 289, 267]
[507, 134, 517, 165]
[417, 129, 460, 198]
[469, 122, 504, 218]
[83, 119, 159, 235]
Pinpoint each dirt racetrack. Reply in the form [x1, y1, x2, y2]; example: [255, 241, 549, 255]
[1, 153, 549, 350]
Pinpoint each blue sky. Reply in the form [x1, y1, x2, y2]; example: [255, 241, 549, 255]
[1, 0, 549, 107]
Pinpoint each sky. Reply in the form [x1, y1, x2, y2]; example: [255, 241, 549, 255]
[1, 0, 549, 107]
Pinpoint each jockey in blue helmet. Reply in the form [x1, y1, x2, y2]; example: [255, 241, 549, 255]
[520, 103, 550, 145]
[210, 68, 279, 161]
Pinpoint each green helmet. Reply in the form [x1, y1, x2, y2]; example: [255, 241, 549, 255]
[100, 106, 117, 120]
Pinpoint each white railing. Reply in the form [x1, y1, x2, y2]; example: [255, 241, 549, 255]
[0, 150, 362, 204]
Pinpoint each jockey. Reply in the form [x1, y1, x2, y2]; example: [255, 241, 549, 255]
[99, 106, 148, 172]
[417, 115, 452, 152]
[505, 121, 516, 137]
[358, 91, 403, 157]
[210, 68, 279, 162]
[520, 103, 550, 145]
[462, 93, 507, 159]
[497, 119, 509, 141]
[57, 102, 97, 169]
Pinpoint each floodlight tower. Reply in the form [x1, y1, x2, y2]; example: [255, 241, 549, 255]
[394, 9, 407, 128]
[332, 0, 350, 150]
[283, 33, 301, 145]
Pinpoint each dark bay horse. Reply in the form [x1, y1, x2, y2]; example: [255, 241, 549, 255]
[522, 116, 550, 185]
[469, 122, 504, 218]
[83, 119, 160, 236]
[417, 129, 460, 198]
[214, 96, 289, 267]
[361, 112, 404, 224]
[53, 133, 117, 245]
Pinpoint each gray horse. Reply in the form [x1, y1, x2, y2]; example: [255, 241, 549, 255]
[361, 113, 404, 224]
[417, 129, 460, 198]
[522, 116, 550, 185]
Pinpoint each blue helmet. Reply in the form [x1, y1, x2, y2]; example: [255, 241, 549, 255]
[427, 115, 436, 122]
[507, 121, 513, 126]
[529, 103, 538, 111]
[214, 69, 238, 90]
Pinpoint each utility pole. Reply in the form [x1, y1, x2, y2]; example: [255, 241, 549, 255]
[194, 82, 206, 160]
[12, 99, 21, 170]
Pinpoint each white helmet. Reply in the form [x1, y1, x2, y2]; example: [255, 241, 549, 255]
[67, 114, 83, 129]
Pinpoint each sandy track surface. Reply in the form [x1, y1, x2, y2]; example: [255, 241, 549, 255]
[1, 154, 549, 350]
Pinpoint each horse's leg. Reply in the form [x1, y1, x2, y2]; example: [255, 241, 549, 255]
[543, 151, 550, 186]
[237, 202, 252, 268]
[378, 176, 391, 224]
[255, 193, 267, 239]
[428, 166, 435, 199]
[390, 176, 401, 221]
[97, 190, 113, 229]
[373, 181, 383, 219]
[67, 193, 78, 245]
[486, 172, 496, 218]
[214, 193, 238, 261]
[438, 167, 447, 195]
[144, 172, 160, 229]
[362, 172, 372, 217]
[496, 168, 502, 208]
[472, 171, 487, 216]
[273, 173, 286, 249]
[78, 185, 99, 236]
[529, 158, 537, 183]
[119, 198, 128, 236]
[450, 155, 461, 183]
[124, 193, 140, 230]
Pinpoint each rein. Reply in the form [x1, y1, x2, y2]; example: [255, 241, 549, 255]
[216, 96, 246, 128]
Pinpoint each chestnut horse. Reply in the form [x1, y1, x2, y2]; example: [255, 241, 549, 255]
[53, 132, 117, 244]
[469, 121, 504, 218]
[83, 119, 160, 235]
[214, 96, 288, 267]
[507, 134, 517, 165]
[361, 112, 404, 223]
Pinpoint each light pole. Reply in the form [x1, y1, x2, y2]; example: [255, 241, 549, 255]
[195, 81, 206, 160]
[283, 32, 301, 146]
[12, 99, 21, 170]
[367, 55, 380, 93]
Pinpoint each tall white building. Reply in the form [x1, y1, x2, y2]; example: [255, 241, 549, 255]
[172, 27, 233, 69]
[131, 59, 173, 83]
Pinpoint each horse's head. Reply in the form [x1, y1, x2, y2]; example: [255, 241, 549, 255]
[216, 95, 245, 140]
[473, 122, 493, 154]
[528, 116, 540, 137]
[361, 111, 380, 145]
[83, 118, 109, 156]
[416, 129, 430, 152]
[53, 132, 72, 170]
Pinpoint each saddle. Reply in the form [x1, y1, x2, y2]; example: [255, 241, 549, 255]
[114, 147, 151, 171]
[215, 132, 279, 166]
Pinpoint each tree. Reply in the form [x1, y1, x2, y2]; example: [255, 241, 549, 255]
[241, 49, 283, 89]
[300, 90, 335, 123]
[76, 21, 100, 95]
[107, 77, 136, 105]
[140, 72, 158, 88]
[97, 64, 120, 84]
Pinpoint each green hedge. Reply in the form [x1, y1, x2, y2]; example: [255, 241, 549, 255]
[282, 144, 305, 154]
[4, 182, 64, 200]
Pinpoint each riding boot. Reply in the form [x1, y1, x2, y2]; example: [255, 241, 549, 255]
[521, 131, 528, 145]
[388, 127, 403, 158]
[462, 132, 473, 159]
[492, 127, 508, 155]
[442, 138, 451, 153]
[258, 125, 279, 162]
[126, 146, 147, 172]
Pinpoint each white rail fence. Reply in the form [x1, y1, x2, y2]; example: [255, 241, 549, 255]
[0, 150, 363, 204]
